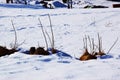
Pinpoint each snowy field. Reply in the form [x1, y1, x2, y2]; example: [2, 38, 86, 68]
[0, 0, 120, 80]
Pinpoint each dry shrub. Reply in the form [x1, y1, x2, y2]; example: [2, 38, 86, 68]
[38, 14, 57, 54]
[0, 46, 17, 57]
[6, 0, 13, 3]
[29, 47, 36, 54]
[0, 20, 25, 57]
[94, 33, 105, 56]
[79, 33, 118, 61]
[80, 48, 97, 61]
[113, 4, 120, 8]
[79, 35, 97, 61]
[29, 47, 49, 55]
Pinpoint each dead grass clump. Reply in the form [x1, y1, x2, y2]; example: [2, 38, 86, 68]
[6, 0, 13, 3]
[94, 33, 105, 56]
[79, 36, 97, 61]
[80, 48, 97, 61]
[0, 20, 25, 57]
[79, 33, 118, 61]
[113, 4, 120, 8]
[38, 14, 58, 54]
[29, 47, 49, 55]
[0, 46, 17, 57]
[30, 47, 36, 54]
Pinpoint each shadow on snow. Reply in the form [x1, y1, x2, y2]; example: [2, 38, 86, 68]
[0, 3, 43, 9]
[18, 48, 72, 63]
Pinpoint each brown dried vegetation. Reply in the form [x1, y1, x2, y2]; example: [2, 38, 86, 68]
[28, 14, 57, 56]
[80, 34, 106, 61]
[80, 33, 118, 61]
[37, 14, 57, 55]
[0, 46, 17, 57]
[0, 20, 23, 57]
[79, 36, 97, 61]
[94, 34, 105, 56]
[113, 4, 120, 8]
[6, 0, 13, 3]
[30, 47, 49, 55]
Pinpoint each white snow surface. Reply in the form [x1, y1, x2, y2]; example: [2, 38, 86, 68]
[0, 0, 120, 80]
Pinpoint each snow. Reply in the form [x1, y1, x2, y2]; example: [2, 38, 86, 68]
[0, 0, 120, 80]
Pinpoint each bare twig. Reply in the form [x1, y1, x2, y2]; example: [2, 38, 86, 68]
[80, 35, 97, 61]
[100, 37, 102, 52]
[11, 20, 17, 49]
[98, 33, 101, 52]
[107, 38, 118, 54]
[88, 36, 92, 53]
[17, 40, 26, 47]
[98, 33, 103, 53]
[37, 41, 40, 47]
[48, 14, 55, 50]
[91, 38, 95, 55]
[38, 18, 48, 49]
[83, 37, 86, 49]
[85, 35, 87, 50]
[44, 30, 52, 48]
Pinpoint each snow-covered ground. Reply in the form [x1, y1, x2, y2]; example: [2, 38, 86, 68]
[0, 0, 120, 80]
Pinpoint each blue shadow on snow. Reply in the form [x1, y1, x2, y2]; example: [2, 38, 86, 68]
[0, 3, 43, 9]
[99, 54, 113, 59]
[17, 48, 72, 58]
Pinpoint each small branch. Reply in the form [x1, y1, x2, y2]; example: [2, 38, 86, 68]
[92, 38, 95, 55]
[107, 38, 118, 54]
[83, 38, 86, 49]
[38, 18, 48, 50]
[98, 33, 101, 52]
[100, 37, 102, 51]
[85, 35, 87, 50]
[48, 14, 55, 50]
[37, 41, 40, 47]
[11, 20, 17, 49]
[84, 35, 88, 52]
[44, 30, 52, 48]
[88, 36, 92, 53]
[17, 40, 26, 47]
